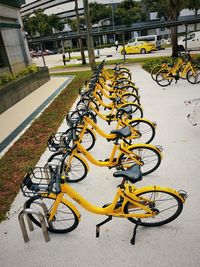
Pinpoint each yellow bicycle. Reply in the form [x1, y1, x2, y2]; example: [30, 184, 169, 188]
[47, 124, 162, 182]
[21, 164, 187, 245]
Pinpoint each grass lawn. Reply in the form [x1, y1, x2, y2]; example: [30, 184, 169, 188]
[0, 70, 92, 222]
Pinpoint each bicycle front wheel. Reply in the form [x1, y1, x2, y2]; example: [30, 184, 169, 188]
[119, 145, 161, 176]
[47, 152, 88, 182]
[124, 189, 183, 226]
[64, 126, 96, 151]
[186, 66, 200, 84]
[25, 195, 79, 233]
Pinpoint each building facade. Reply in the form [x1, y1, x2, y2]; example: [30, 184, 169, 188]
[0, 0, 32, 75]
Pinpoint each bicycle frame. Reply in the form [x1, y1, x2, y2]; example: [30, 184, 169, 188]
[46, 180, 185, 222]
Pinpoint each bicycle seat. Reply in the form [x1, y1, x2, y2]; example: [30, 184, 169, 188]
[118, 105, 132, 114]
[113, 164, 142, 183]
[111, 126, 131, 138]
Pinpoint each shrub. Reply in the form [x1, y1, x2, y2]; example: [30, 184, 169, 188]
[0, 64, 38, 87]
[142, 57, 173, 73]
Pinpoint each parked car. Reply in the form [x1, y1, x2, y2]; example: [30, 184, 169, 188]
[120, 41, 155, 55]
[128, 35, 162, 50]
[178, 31, 200, 51]
[30, 50, 39, 58]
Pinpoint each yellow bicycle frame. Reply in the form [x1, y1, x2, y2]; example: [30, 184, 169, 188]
[47, 181, 185, 222]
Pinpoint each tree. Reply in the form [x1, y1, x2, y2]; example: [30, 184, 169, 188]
[22, 9, 64, 37]
[83, 0, 96, 70]
[145, 0, 187, 57]
[89, 2, 112, 24]
[186, 0, 200, 30]
[114, 0, 147, 27]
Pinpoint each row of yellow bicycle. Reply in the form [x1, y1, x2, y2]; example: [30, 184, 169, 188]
[151, 51, 200, 86]
[20, 60, 187, 245]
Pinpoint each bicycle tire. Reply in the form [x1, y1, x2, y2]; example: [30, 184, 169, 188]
[25, 195, 79, 233]
[127, 119, 156, 144]
[118, 70, 131, 80]
[156, 69, 173, 87]
[186, 66, 200, 84]
[76, 98, 99, 112]
[124, 189, 183, 226]
[47, 152, 88, 182]
[64, 126, 96, 151]
[120, 92, 140, 105]
[116, 103, 143, 120]
[119, 145, 161, 176]
[66, 109, 97, 127]
[151, 65, 163, 81]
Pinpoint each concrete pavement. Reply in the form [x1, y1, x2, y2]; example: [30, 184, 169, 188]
[0, 65, 200, 267]
[0, 75, 74, 157]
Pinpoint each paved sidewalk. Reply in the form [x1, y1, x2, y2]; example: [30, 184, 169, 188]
[0, 65, 200, 267]
[0, 75, 73, 157]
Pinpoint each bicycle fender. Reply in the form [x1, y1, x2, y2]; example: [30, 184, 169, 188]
[128, 117, 155, 127]
[48, 193, 81, 220]
[134, 185, 185, 203]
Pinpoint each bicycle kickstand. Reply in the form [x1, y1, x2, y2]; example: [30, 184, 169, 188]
[96, 215, 112, 238]
[130, 219, 141, 245]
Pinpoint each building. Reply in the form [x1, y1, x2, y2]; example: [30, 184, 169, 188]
[0, 0, 32, 75]
[20, 0, 200, 51]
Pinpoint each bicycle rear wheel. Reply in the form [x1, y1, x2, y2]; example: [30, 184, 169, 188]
[119, 145, 161, 176]
[128, 119, 156, 144]
[116, 103, 143, 120]
[156, 69, 173, 87]
[120, 92, 140, 105]
[25, 195, 79, 233]
[124, 189, 183, 226]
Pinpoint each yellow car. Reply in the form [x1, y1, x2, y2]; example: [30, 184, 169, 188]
[120, 41, 155, 55]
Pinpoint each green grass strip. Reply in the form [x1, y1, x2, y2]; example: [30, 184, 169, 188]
[0, 70, 92, 222]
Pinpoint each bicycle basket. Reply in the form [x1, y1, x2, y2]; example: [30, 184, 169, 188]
[47, 132, 71, 152]
[21, 166, 53, 197]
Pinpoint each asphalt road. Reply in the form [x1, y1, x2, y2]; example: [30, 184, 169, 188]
[0, 64, 200, 267]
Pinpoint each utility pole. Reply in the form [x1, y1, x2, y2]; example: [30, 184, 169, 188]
[74, 0, 86, 64]
[83, 0, 96, 70]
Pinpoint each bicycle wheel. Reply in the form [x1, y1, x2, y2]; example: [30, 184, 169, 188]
[124, 189, 183, 226]
[156, 69, 173, 87]
[66, 109, 97, 126]
[151, 65, 162, 81]
[116, 103, 143, 120]
[119, 145, 161, 176]
[120, 92, 140, 105]
[25, 195, 79, 233]
[64, 126, 96, 151]
[47, 152, 88, 182]
[118, 70, 131, 80]
[128, 119, 156, 144]
[186, 66, 200, 84]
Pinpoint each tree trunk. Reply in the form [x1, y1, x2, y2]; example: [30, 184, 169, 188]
[83, 0, 96, 70]
[170, 6, 179, 58]
[171, 25, 179, 57]
[74, 0, 86, 65]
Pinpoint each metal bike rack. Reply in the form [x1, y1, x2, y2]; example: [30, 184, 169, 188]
[18, 208, 50, 243]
